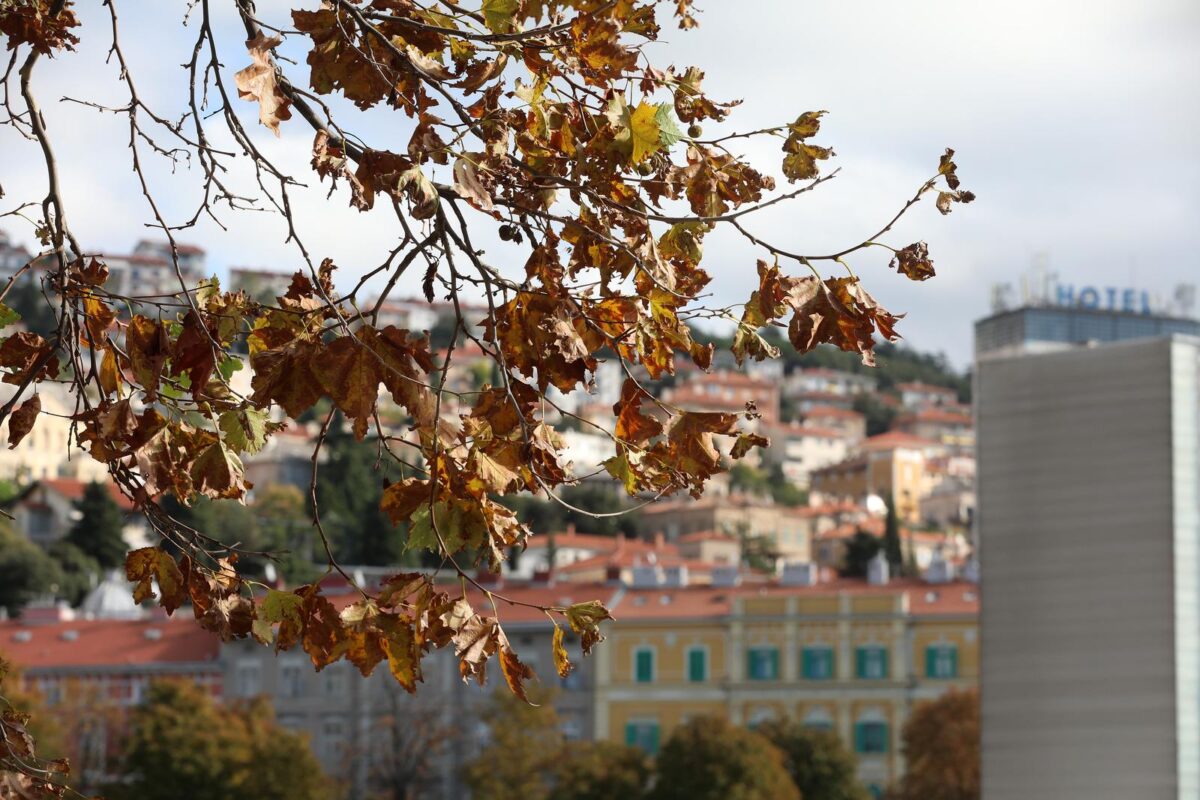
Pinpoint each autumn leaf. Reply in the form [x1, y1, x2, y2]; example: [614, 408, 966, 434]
[190, 440, 247, 500]
[565, 600, 613, 656]
[234, 33, 292, 135]
[7, 393, 39, 449]
[890, 241, 935, 281]
[498, 628, 537, 703]
[218, 408, 271, 455]
[125, 548, 186, 612]
[552, 624, 574, 678]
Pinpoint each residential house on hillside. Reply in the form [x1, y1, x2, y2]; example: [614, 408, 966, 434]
[639, 493, 812, 562]
[6, 478, 148, 550]
[894, 407, 974, 452]
[895, 381, 958, 410]
[760, 421, 852, 488]
[786, 367, 877, 398]
[0, 382, 109, 483]
[663, 370, 781, 425]
[808, 432, 942, 523]
[801, 405, 867, 442]
[812, 519, 971, 574]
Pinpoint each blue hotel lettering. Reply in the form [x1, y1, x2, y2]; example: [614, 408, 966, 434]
[1055, 284, 1150, 314]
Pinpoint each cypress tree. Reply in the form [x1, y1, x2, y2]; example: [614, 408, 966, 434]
[883, 492, 904, 573]
[66, 481, 128, 569]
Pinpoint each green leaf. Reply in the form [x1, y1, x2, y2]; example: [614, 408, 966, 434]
[481, 0, 519, 33]
[217, 356, 244, 382]
[219, 408, 270, 455]
[655, 103, 684, 149]
[0, 303, 21, 330]
[628, 101, 662, 164]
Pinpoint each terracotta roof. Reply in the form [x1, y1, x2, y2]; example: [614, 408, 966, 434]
[524, 531, 636, 552]
[0, 618, 220, 671]
[771, 422, 847, 439]
[815, 519, 958, 545]
[896, 381, 958, 396]
[39, 478, 136, 511]
[900, 408, 973, 426]
[861, 431, 940, 451]
[677, 530, 737, 544]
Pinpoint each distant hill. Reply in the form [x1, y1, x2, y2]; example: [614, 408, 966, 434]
[694, 326, 971, 403]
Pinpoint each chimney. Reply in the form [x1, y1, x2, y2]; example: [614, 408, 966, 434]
[924, 544, 954, 585]
[780, 561, 818, 587]
[867, 550, 890, 586]
[565, 522, 576, 538]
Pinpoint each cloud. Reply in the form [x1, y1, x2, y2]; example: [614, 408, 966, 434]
[1, 0, 1195, 368]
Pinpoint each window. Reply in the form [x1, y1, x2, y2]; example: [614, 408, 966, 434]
[855, 646, 889, 680]
[801, 646, 834, 680]
[687, 646, 708, 682]
[803, 709, 834, 732]
[318, 716, 346, 763]
[926, 644, 958, 679]
[867, 784, 885, 799]
[855, 721, 888, 754]
[279, 660, 305, 698]
[323, 664, 347, 696]
[235, 660, 262, 697]
[624, 720, 660, 754]
[634, 647, 655, 683]
[747, 646, 780, 681]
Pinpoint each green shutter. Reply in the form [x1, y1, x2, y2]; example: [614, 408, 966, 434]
[647, 723, 660, 755]
[688, 648, 706, 682]
[802, 648, 814, 679]
[925, 645, 936, 678]
[878, 723, 889, 752]
[855, 647, 866, 679]
[636, 649, 653, 682]
[769, 648, 780, 680]
[880, 648, 890, 679]
[854, 722, 865, 752]
[625, 722, 637, 746]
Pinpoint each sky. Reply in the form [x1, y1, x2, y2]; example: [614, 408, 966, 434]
[2, 0, 1197, 368]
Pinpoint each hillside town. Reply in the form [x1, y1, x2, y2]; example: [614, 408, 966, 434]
[0, 233, 980, 798]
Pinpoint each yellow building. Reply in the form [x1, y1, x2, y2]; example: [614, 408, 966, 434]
[593, 578, 979, 796]
[809, 432, 939, 523]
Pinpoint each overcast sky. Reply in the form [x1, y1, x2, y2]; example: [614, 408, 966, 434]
[2, 0, 1197, 368]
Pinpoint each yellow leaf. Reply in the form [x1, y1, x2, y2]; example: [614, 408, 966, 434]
[629, 101, 662, 164]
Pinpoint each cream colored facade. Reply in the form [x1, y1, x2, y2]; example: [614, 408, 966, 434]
[0, 383, 108, 484]
[593, 581, 979, 795]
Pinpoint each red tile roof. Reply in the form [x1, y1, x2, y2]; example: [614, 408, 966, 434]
[0, 618, 220, 671]
[40, 478, 136, 511]
[803, 406, 865, 421]
[861, 431, 940, 451]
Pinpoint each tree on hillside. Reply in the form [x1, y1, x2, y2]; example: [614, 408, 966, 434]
[756, 719, 869, 800]
[314, 423, 407, 566]
[45, 540, 100, 607]
[840, 530, 883, 578]
[651, 716, 799, 800]
[463, 689, 563, 800]
[0, 0, 971, 773]
[883, 494, 904, 574]
[853, 394, 898, 438]
[110, 681, 328, 800]
[65, 483, 126, 570]
[0, 523, 63, 616]
[892, 689, 980, 800]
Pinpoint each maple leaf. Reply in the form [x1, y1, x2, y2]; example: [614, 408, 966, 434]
[235, 33, 292, 135]
[781, 111, 833, 182]
[7, 393, 39, 449]
[0, 332, 59, 386]
[190, 440, 247, 500]
[125, 548, 186, 612]
[125, 316, 169, 400]
[497, 628, 537, 703]
[565, 600, 613, 656]
[218, 408, 271, 455]
[890, 241, 936, 281]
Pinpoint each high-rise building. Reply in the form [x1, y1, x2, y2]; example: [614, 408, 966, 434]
[977, 335, 1199, 799]
[975, 304, 1200, 361]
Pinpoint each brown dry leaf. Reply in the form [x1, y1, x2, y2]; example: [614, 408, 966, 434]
[234, 33, 293, 135]
[7, 393, 39, 449]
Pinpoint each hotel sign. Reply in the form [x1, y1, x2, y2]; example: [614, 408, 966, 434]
[1052, 284, 1152, 314]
